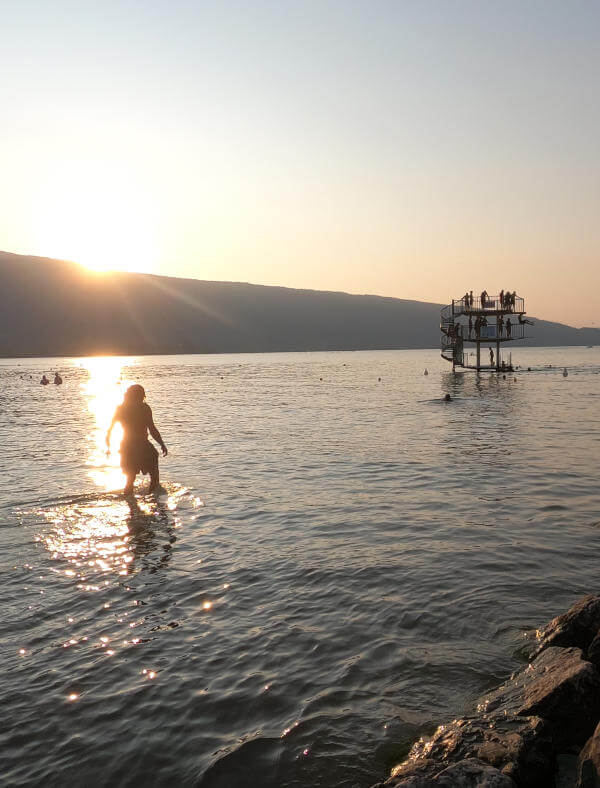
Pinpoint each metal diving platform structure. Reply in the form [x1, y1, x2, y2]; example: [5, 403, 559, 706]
[440, 292, 533, 371]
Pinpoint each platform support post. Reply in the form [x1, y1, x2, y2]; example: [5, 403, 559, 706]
[496, 339, 500, 371]
[476, 341, 481, 371]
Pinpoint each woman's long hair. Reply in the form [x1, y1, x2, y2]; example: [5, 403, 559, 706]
[124, 384, 146, 404]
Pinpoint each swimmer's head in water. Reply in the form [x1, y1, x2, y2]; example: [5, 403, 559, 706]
[124, 384, 146, 404]
[444, 393, 452, 402]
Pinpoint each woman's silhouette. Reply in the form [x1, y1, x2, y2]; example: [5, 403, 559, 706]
[106, 384, 168, 495]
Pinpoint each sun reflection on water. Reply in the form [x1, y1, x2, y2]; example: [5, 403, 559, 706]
[41, 499, 134, 580]
[29, 358, 195, 586]
[78, 356, 137, 492]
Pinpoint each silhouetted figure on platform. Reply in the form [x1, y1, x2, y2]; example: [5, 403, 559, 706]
[106, 384, 168, 495]
[489, 347, 494, 366]
[506, 318, 512, 338]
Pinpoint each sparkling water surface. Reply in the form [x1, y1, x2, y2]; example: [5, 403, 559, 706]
[1, 348, 600, 787]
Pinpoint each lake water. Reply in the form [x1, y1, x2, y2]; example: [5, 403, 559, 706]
[1, 347, 600, 787]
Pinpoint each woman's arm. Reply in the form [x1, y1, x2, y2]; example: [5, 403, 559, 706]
[147, 408, 168, 456]
[106, 410, 119, 450]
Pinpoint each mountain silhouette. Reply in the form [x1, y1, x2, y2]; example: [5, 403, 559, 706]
[1, 251, 598, 357]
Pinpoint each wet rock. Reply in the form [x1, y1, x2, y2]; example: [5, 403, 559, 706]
[535, 595, 600, 655]
[557, 752, 581, 788]
[376, 758, 516, 786]
[435, 759, 516, 786]
[578, 721, 600, 787]
[371, 757, 438, 786]
[480, 646, 600, 748]
[385, 714, 551, 787]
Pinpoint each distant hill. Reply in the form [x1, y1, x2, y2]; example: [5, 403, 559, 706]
[1, 251, 598, 357]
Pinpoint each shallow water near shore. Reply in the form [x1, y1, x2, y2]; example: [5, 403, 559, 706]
[1, 347, 600, 787]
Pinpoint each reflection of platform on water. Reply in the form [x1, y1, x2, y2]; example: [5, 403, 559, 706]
[440, 293, 532, 372]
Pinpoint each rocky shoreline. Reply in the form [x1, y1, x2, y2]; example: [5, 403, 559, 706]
[372, 595, 600, 787]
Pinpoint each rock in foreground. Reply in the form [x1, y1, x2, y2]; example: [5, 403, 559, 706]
[578, 721, 600, 787]
[374, 714, 551, 787]
[381, 758, 516, 786]
[481, 647, 600, 748]
[374, 596, 600, 788]
[535, 594, 600, 655]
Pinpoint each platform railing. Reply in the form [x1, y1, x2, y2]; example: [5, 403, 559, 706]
[458, 321, 526, 342]
[443, 323, 527, 341]
[449, 295, 525, 315]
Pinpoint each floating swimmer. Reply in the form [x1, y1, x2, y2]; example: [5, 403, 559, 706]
[40, 374, 49, 385]
[106, 384, 168, 496]
[563, 368, 568, 377]
[444, 393, 452, 402]
[424, 369, 428, 376]
[53, 372, 63, 385]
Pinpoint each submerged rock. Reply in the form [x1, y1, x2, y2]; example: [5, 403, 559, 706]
[578, 721, 600, 787]
[480, 646, 600, 748]
[535, 595, 600, 655]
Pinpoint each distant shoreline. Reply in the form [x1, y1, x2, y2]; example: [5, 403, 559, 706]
[0, 344, 595, 362]
[2, 252, 599, 359]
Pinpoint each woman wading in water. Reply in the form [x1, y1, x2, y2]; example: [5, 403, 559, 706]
[106, 384, 168, 494]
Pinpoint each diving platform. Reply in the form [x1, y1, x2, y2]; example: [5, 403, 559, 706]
[440, 292, 533, 371]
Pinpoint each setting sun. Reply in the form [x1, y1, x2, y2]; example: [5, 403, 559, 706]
[32, 161, 159, 274]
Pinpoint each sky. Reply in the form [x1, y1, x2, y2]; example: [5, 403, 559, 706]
[1, 0, 598, 327]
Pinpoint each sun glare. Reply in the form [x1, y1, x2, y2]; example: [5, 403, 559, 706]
[33, 164, 160, 274]
[78, 356, 137, 491]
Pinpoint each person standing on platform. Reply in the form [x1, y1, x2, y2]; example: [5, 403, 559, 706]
[506, 318, 512, 338]
[489, 347, 494, 366]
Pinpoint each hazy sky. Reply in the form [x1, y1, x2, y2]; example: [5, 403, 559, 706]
[1, 1, 598, 326]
